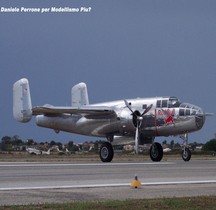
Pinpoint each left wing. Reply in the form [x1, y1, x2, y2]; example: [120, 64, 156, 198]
[32, 105, 117, 119]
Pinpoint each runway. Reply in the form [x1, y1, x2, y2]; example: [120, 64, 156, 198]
[0, 159, 216, 205]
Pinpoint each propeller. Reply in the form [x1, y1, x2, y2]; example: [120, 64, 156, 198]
[124, 100, 153, 154]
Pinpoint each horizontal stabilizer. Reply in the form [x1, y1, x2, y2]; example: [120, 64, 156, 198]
[13, 78, 32, 122]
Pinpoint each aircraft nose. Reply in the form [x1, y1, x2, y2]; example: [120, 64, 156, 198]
[180, 103, 206, 130]
[195, 107, 205, 129]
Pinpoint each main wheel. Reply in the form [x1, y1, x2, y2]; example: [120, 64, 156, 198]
[182, 148, 191, 161]
[99, 142, 114, 162]
[150, 142, 163, 162]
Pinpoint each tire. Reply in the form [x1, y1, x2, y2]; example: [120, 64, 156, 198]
[150, 142, 163, 162]
[182, 148, 191, 161]
[99, 142, 114, 162]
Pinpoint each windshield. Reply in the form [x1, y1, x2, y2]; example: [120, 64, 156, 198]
[168, 97, 181, 108]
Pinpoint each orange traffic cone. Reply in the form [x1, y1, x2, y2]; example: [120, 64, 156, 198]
[130, 174, 142, 188]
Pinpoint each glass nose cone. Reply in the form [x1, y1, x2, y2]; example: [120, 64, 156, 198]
[195, 107, 205, 129]
[179, 103, 205, 129]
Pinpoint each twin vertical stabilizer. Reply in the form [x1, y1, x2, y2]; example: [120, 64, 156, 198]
[13, 79, 89, 122]
[13, 78, 32, 122]
[71, 82, 89, 107]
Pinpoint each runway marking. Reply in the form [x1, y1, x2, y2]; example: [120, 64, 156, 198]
[0, 162, 175, 167]
[1, 180, 216, 191]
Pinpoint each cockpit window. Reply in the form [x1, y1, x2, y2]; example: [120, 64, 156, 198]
[168, 97, 181, 108]
[162, 100, 168, 108]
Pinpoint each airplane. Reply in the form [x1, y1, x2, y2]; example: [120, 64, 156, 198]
[163, 148, 172, 153]
[26, 147, 42, 155]
[13, 78, 212, 162]
[26, 147, 51, 155]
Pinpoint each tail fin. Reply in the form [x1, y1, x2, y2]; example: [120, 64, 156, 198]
[13, 78, 32, 122]
[71, 82, 89, 107]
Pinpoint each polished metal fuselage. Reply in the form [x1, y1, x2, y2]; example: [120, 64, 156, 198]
[35, 97, 205, 143]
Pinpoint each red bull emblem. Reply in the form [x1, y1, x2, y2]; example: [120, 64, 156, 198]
[165, 115, 174, 124]
[157, 109, 175, 125]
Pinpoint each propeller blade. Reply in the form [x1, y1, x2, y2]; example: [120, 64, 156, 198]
[124, 100, 152, 155]
[142, 104, 153, 116]
[135, 126, 139, 154]
[124, 99, 133, 113]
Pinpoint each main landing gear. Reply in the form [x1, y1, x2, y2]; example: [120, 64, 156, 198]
[99, 141, 164, 162]
[99, 142, 114, 162]
[150, 142, 163, 161]
[99, 135, 192, 162]
[180, 133, 191, 161]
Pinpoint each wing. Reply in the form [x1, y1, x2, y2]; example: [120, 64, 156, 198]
[32, 105, 117, 119]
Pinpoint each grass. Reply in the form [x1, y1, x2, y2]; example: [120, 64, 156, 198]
[1, 196, 216, 210]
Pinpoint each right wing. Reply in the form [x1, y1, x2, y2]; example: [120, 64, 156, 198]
[13, 78, 117, 122]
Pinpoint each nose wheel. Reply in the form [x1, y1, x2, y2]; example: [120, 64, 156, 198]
[182, 147, 191, 161]
[180, 133, 191, 161]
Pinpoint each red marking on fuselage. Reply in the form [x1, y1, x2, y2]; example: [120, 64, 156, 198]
[154, 109, 159, 136]
[158, 109, 175, 116]
[165, 115, 174, 124]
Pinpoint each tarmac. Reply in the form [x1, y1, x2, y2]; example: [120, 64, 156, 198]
[0, 156, 216, 205]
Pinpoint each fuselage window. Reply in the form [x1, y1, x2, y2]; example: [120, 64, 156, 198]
[143, 104, 147, 109]
[162, 100, 168, 108]
[156, 100, 161, 108]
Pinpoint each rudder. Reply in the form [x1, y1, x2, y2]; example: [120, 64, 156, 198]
[13, 78, 32, 122]
[71, 82, 89, 107]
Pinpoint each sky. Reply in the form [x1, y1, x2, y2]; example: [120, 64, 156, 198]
[0, 0, 216, 144]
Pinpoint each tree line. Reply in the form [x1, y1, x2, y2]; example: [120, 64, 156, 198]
[1, 135, 216, 152]
[0, 135, 80, 152]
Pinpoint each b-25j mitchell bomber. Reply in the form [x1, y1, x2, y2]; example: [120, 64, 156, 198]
[13, 78, 212, 162]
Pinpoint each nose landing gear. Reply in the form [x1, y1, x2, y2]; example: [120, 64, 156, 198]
[180, 133, 191, 161]
[182, 147, 191, 161]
